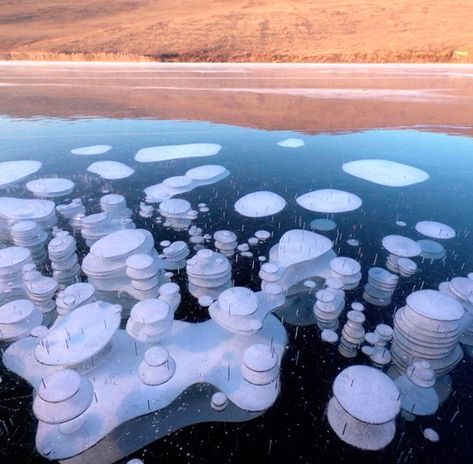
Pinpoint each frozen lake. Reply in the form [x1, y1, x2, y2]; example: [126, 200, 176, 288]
[0, 63, 473, 464]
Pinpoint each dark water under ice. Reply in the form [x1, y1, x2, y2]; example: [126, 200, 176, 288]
[1, 114, 473, 464]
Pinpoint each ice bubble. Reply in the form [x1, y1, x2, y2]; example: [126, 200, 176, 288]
[321, 329, 339, 344]
[423, 428, 440, 442]
[342, 159, 429, 187]
[26, 178, 75, 198]
[277, 138, 305, 148]
[87, 161, 135, 180]
[33, 369, 94, 424]
[0, 160, 42, 188]
[382, 235, 421, 258]
[351, 302, 365, 312]
[135, 143, 222, 163]
[235, 191, 286, 218]
[310, 218, 337, 231]
[327, 365, 400, 450]
[71, 145, 112, 156]
[144, 165, 229, 203]
[211, 392, 228, 411]
[255, 230, 271, 240]
[415, 220, 456, 240]
[198, 295, 214, 307]
[396, 220, 407, 227]
[346, 238, 360, 247]
[35, 301, 122, 369]
[391, 290, 464, 376]
[418, 239, 445, 259]
[297, 189, 362, 213]
[0, 197, 57, 232]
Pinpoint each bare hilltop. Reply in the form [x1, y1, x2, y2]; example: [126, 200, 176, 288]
[0, 0, 472, 63]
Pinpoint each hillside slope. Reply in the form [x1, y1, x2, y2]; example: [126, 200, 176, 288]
[0, 0, 472, 62]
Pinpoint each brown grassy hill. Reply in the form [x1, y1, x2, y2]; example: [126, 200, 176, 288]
[0, 0, 472, 63]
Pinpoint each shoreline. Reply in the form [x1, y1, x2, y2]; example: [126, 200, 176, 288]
[1, 60, 473, 68]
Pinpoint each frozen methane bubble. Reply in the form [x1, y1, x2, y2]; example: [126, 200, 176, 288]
[351, 302, 365, 312]
[0, 197, 56, 239]
[11, 221, 48, 264]
[33, 369, 94, 424]
[135, 143, 222, 162]
[21, 265, 58, 319]
[418, 239, 446, 260]
[327, 365, 401, 450]
[396, 220, 407, 227]
[159, 198, 197, 230]
[214, 230, 238, 257]
[260, 229, 335, 293]
[248, 237, 259, 246]
[0, 160, 42, 188]
[303, 280, 316, 289]
[346, 238, 360, 247]
[363, 267, 399, 306]
[339, 310, 365, 358]
[342, 159, 429, 187]
[310, 218, 337, 232]
[2, 289, 287, 461]
[139, 202, 154, 218]
[255, 230, 271, 241]
[329, 257, 362, 290]
[415, 220, 456, 240]
[382, 235, 421, 274]
[277, 138, 305, 148]
[161, 241, 190, 270]
[71, 145, 112, 155]
[138, 345, 176, 386]
[438, 276, 473, 353]
[395, 361, 439, 416]
[186, 249, 232, 298]
[87, 161, 135, 180]
[321, 329, 339, 344]
[241, 344, 279, 385]
[0, 246, 33, 304]
[313, 289, 344, 330]
[35, 301, 122, 371]
[56, 283, 95, 317]
[0, 299, 43, 342]
[82, 229, 164, 301]
[26, 178, 75, 198]
[56, 199, 86, 230]
[198, 295, 214, 307]
[296, 189, 362, 213]
[81, 194, 135, 246]
[48, 231, 81, 286]
[391, 290, 464, 376]
[234, 191, 286, 218]
[144, 164, 229, 203]
[423, 428, 440, 443]
[209, 286, 284, 335]
[211, 392, 229, 411]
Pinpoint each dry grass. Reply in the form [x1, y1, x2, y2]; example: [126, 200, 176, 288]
[0, 0, 472, 62]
